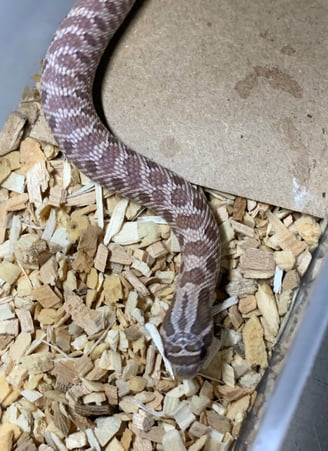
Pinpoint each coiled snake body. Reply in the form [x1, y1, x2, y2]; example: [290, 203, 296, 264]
[41, 0, 220, 378]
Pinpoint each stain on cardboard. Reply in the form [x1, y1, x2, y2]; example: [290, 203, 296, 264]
[259, 30, 275, 42]
[278, 117, 311, 185]
[159, 135, 182, 158]
[280, 45, 296, 56]
[235, 66, 303, 99]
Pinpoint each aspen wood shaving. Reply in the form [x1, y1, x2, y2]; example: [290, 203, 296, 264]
[240, 247, 275, 279]
[266, 210, 307, 256]
[255, 283, 280, 337]
[63, 290, 104, 335]
[242, 316, 268, 368]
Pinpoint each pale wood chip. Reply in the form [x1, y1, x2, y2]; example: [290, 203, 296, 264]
[221, 362, 235, 388]
[232, 197, 247, 221]
[238, 295, 257, 314]
[29, 108, 58, 146]
[94, 243, 109, 272]
[293, 215, 322, 246]
[20, 352, 54, 374]
[109, 243, 132, 265]
[225, 279, 257, 297]
[297, 250, 312, 276]
[1, 172, 25, 193]
[105, 437, 125, 451]
[0, 374, 11, 402]
[65, 431, 87, 450]
[228, 305, 244, 329]
[0, 112, 26, 155]
[41, 208, 57, 241]
[63, 290, 104, 335]
[226, 395, 251, 422]
[0, 423, 21, 451]
[132, 408, 155, 432]
[26, 160, 50, 205]
[239, 372, 262, 389]
[274, 249, 296, 271]
[216, 384, 252, 402]
[85, 360, 109, 381]
[282, 269, 300, 291]
[49, 227, 73, 254]
[132, 259, 152, 277]
[0, 261, 21, 285]
[40, 256, 58, 285]
[66, 213, 90, 241]
[0, 303, 15, 320]
[230, 219, 255, 238]
[207, 409, 232, 434]
[129, 376, 147, 393]
[277, 289, 293, 316]
[122, 269, 150, 297]
[243, 316, 268, 368]
[14, 431, 37, 451]
[103, 274, 123, 304]
[104, 198, 129, 245]
[121, 428, 133, 450]
[173, 401, 196, 431]
[190, 395, 211, 416]
[85, 428, 101, 451]
[162, 429, 186, 451]
[104, 384, 119, 406]
[112, 222, 141, 245]
[37, 308, 57, 325]
[94, 416, 121, 447]
[6, 366, 28, 391]
[187, 435, 208, 451]
[66, 188, 96, 207]
[4, 193, 29, 212]
[126, 200, 144, 220]
[0, 319, 19, 335]
[146, 241, 168, 259]
[255, 283, 280, 337]
[32, 284, 61, 308]
[183, 379, 199, 397]
[166, 231, 181, 253]
[133, 435, 153, 451]
[266, 210, 307, 256]
[8, 331, 32, 361]
[5, 150, 21, 171]
[240, 248, 275, 279]
[48, 186, 66, 206]
[189, 421, 209, 438]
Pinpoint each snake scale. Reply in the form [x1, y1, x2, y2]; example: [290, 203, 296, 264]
[41, 0, 220, 378]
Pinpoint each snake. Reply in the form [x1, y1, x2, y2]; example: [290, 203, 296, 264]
[41, 0, 220, 379]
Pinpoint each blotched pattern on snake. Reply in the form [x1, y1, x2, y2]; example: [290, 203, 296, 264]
[41, 0, 220, 378]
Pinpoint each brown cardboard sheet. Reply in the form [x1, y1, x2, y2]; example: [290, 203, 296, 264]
[102, 0, 328, 218]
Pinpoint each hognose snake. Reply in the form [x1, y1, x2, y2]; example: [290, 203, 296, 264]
[41, 0, 220, 378]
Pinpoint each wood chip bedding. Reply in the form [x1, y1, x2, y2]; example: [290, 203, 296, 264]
[0, 83, 324, 450]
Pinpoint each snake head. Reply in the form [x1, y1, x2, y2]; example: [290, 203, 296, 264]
[161, 327, 213, 379]
[160, 284, 215, 379]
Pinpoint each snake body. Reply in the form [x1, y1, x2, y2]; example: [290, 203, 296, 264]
[41, 0, 220, 378]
